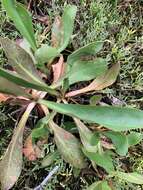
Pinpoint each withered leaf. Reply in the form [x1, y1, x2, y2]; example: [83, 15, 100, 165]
[66, 63, 120, 97]
[0, 102, 35, 190]
[51, 122, 87, 169]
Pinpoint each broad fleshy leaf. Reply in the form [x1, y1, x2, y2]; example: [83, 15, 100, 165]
[51, 5, 77, 52]
[39, 100, 143, 131]
[74, 118, 99, 152]
[116, 172, 143, 184]
[0, 102, 35, 190]
[83, 149, 114, 173]
[51, 122, 87, 169]
[2, 0, 36, 50]
[41, 151, 59, 167]
[66, 62, 120, 97]
[0, 38, 43, 85]
[31, 117, 50, 142]
[35, 45, 59, 65]
[0, 67, 59, 96]
[87, 181, 112, 190]
[67, 42, 103, 65]
[103, 131, 128, 156]
[67, 58, 107, 85]
[0, 76, 31, 98]
[17, 38, 36, 63]
[127, 132, 143, 147]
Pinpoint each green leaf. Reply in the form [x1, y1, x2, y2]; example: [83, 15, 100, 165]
[39, 100, 143, 131]
[35, 45, 59, 65]
[31, 117, 50, 143]
[17, 38, 36, 63]
[65, 62, 120, 97]
[74, 118, 99, 152]
[90, 95, 102, 105]
[127, 132, 143, 147]
[51, 122, 87, 169]
[68, 58, 107, 85]
[41, 151, 59, 167]
[0, 67, 59, 96]
[0, 76, 31, 98]
[2, 0, 36, 50]
[67, 42, 103, 65]
[87, 181, 112, 190]
[83, 149, 114, 173]
[116, 172, 143, 184]
[0, 102, 35, 190]
[52, 5, 77, 52]
[0, 38, 43, 85]
[103, 131, 128, 156]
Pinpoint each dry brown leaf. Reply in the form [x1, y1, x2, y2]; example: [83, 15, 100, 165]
[23, 135, 38, 161]
[52, 55, 65, 83]
[66, 63, 120, 97]
[36, 16, 49, 25]
[51, 16, 63, 48]
[0, 102, 35, 190]
[23, 135, 46, 161]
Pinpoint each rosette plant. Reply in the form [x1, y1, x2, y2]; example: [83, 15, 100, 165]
[0, 1, 143, 189]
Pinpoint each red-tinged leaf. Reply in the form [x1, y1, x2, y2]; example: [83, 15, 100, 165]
[66, 63, 120, 97]
[51, 121, 87, 169]
[52, 55, 65, 83]
[23, 135, 39, 161]
[0, 102, 35, 190]
[0, 93, 10, 102]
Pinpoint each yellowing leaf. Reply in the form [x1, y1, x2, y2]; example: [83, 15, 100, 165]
[0, 102, 35, 190]
[66, 63, 120, 97]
